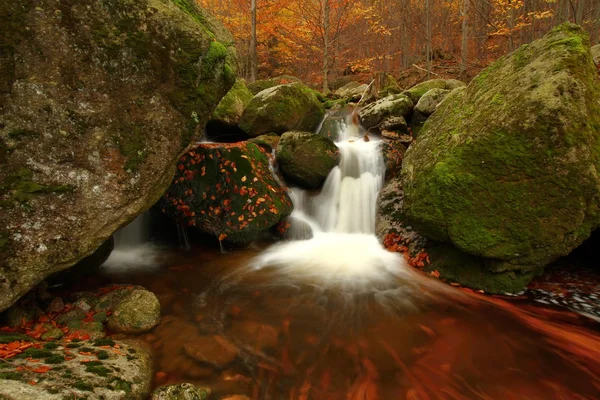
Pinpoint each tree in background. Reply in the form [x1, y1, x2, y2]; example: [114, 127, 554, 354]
[197, 0, 600, 88]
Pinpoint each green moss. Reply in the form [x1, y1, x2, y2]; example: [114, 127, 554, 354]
[43, 342, 59, 350]
[110, 378, 132, 393]
[85, 364, 111, 377]
[95, 350, 109, 360]
[93, 338, 115, 347]
[20, 348, 53, 359]
[72, 380, 94, 392]
[7, 128, 39, 138]
[0, 167, 74, 204]
[66, 343, 81, 349]
[0, 333, 31, 344]
[0, 371, 23, 381]
[44, 354, 65, 364]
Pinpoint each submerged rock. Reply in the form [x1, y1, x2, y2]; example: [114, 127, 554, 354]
[160, 142, 293, 245]
[401, 23, 600, 283]
[0, 0, 237, 312]
[152, 383, 210, 400]
[183, 335, 239, 368]
[0, 337, 152, 399]
[358, 94, 413, 131]
[238, 83, 325, 137]
[276, 131, 340, 189]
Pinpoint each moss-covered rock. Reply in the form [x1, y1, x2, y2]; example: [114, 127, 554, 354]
[211, 79, 254, 127]
[152, 383, 210, 400]
[402, 23, 600, 276]
[238, 83, 325, 137]
[0, 339, 151, 399]
[334, 81, 368, 101]
[403, 79, 466, 104]
[246, 75, 301, 95]
[358, 94, 413, 131]
[414, 88, 451, 116]
[160, 142, 293, 244]
[276, 131, 340, 189]
[591, 43, 600, 66]
[106, 289, 160, 334]
[248, 133, 280, 152]
[0, 0, 237, 312]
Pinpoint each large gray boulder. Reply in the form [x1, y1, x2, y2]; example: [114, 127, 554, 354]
[401, 23, 600, 287]
[238, 83, 325, 137]
[0, 0, 237, 311]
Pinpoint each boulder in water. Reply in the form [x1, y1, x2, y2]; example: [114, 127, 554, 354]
[0, 0, 237, 312]
[276, 131, 341, 189]
[160, 142, 293, 245]
[401, 23, 600, 284]
[239, 83, 325, 137]
[106, 288, 161, 334]
[358, 94, 413, 131]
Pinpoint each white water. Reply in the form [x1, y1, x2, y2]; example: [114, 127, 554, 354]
[103, 213, 160, 271]
[248, 113, 421, 294]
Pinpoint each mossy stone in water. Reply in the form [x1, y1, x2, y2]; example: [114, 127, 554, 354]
[211, 79, 254, 127]
[358, 94, 413, 131]
[402, 23, 600, 279]
[276, 131, 340, 189]
[152, 383, 210, 400]
[107, 289, 161, 334]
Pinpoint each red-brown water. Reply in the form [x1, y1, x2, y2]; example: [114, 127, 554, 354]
[68, 245, 600, 400]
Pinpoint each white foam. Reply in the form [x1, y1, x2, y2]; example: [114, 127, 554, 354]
[102, 243, 160, 272]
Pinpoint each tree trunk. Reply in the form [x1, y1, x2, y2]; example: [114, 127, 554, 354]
[460, 0, 469, 77]
[426, 0, 432, 78]
[250, 0, 258, 82]
[322, 0, 330, 93]
[576, 0, 585, 25]
[595, 0, 600, 44]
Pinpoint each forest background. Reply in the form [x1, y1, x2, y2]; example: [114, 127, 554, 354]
[197, 0, 600, 91]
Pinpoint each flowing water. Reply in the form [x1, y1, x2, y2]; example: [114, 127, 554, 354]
[86, 113, 600, 399]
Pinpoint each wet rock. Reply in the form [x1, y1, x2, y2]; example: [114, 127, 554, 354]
[40, 325, 64, 341]
[414, 88, 451, 116]
[248, 133, 281, 152]
[107, 289, 161, 334]
[276, 131, 340, 189]
[358, 94, 413, 131]
[0, 0, 237, 313]
[247, 75, 301, 95]
[66, 320, 106, 340]
[183, 335, 239, 368]
[380, 141, 407, 180]
[401, 24, 600, 289]
[0, 338, 152, 399]
[55, 308, 87, 326]
[590, 43, 600, 66]
[239, 83, 325, 137]
[160, 142, 292, 245]
[152, 383, 211, 400]
[379, 116, 408, 133]
[334, 81, 368, 101]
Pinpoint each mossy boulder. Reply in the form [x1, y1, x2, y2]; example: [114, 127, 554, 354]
[246, 75, 301, 95]
[0, 339, 152, 399]
[403, 79, 465, 104]
[414, 88, 451, 116]
[401, 23, 600, 278]
[276, 131, 340, 189]
[160, 142, 293, 244]
[238, 83, 325, 137]
[152, 383, 210, 400]
[210, 79, 254, 127]
[0, 0, 237, 312]
[358, 94, 413, 131]
[106, 288, 161, 334]
[334, 81, 368, 101]
[591, 44, 600, 66]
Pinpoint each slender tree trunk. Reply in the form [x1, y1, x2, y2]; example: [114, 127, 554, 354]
[460, 0, 469, 77]
[250, 0, 258, 82]
[576, 0, 585, 25]
[507, 0, 516, 53]
[595, 1, 600, 44]
[322, 0, 330, 93]
[426, 0, 432, 78]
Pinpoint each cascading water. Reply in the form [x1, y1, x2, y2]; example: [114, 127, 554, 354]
[102, 212, 160, 270]
[247, 111, 426, 297]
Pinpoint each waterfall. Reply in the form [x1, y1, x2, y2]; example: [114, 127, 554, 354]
[248, 112, 419, 295]
[102, 212, 159, 271]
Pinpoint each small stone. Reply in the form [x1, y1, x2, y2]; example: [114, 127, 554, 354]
[46, 297, 64, 314]
[152, 383, 210, 400]
[107, 289, 161, 334]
